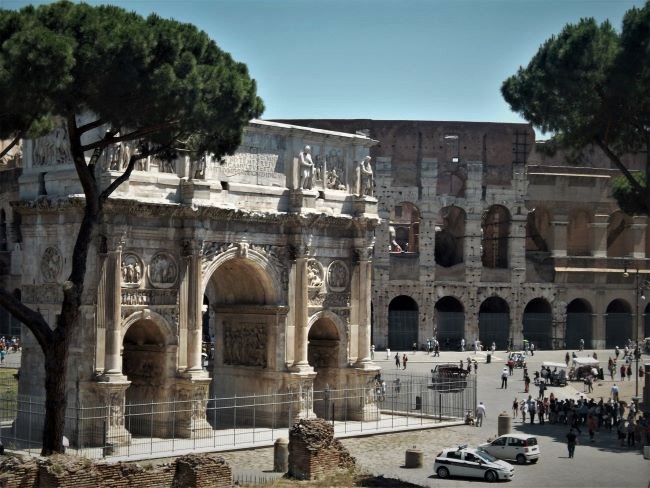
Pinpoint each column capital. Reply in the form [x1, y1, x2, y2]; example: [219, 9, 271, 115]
[182, 238, 204, 257]
[354, 246, 374, 263]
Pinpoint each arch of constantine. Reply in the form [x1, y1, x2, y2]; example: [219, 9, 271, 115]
[12, 119, 380, 444]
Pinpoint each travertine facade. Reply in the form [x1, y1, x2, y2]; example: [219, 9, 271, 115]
[281, 119, 649, 352]
[4, 119, 380, 445]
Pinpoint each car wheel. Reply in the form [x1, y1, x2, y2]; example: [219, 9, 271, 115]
[485, 470, 498, 482]
[516, 454, 526, 465]
[437, 466, 450, 479]
[529, 458, 539, 464]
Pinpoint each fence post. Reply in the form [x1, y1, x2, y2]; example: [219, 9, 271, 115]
[150, 401, 154, 455]
[172, 395, 176, 453]
[233, 393, 237, 446]
[28, 397, 32, 453]
[438, 392, 442, 421]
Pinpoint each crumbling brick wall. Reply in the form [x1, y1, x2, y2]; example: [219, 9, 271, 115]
[0, 453, 231, 488]
[288, 418, 355, 480]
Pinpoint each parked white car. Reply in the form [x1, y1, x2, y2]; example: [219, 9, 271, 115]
[479, 433, 540, 464]
[434, 445, 515, 482]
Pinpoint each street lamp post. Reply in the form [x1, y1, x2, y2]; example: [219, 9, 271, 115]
[623, 266, 647, 398]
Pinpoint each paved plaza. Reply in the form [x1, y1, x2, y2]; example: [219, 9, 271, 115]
[222, 348, 650, 487]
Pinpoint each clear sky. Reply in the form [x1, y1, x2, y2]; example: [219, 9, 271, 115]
[1, 0, 645, 123]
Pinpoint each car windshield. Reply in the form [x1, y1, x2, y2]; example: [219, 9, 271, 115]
[477, 450, 498, 463]
[526, 437, 538, 446]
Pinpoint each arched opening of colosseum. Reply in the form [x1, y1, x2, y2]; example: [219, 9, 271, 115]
[644, 302, 650, 340]
[522, 298, 553, 350]
[435, 206, 465, 268]
[478, 297, 510, 350]
[388, 295, 419, 351]
[566, 299, 593, 350]
[525, 207, 552, 253]
[122, 318, 176, 437]
[607, 211, 633, 258]
[567, 209, 592, 256]
[481, 205, 510, 268]
[204, 256, 279, 398]
[434, 296, 464, 350]
[390, 202, 420, 253]
[308, 316, 341, 418]
[605, 299, 632, 349]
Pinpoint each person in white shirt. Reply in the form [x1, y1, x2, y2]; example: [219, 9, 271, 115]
[476, 402, 486, 427]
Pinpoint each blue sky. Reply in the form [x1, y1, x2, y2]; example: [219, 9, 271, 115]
[2, 0, 645, 122]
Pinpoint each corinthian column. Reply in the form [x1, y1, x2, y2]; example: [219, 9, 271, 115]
[354, 246, 374, 368]
[291, 246, 312, 372]
[182, 240, 207, 376]
[103, 241, 125, 379]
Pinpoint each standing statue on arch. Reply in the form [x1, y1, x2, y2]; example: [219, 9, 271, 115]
[299, 145, 314, 189]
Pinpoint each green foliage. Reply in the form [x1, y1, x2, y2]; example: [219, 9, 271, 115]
[0, 0, 264, 159]
[612, 172, 647, 215]
[502, 2, 650, 214]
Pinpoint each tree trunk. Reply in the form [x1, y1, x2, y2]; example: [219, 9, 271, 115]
[41, 334, 70, 455]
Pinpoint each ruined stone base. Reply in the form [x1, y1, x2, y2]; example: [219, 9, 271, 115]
[288, 418, 355, 481]
[0, 453, 232, 488]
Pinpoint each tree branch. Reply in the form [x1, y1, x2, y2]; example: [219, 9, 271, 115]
[100, 145, 164, 201]
[67, 114, 99, 210]
[594, 136, 644, 194]
[0, 133, 23, 161]
[0, 288, 52, 349]
[76, 118, 107, 135]
[80, 121, 179, 152]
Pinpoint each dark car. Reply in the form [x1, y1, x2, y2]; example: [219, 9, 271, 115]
[429, 364, 469, 392]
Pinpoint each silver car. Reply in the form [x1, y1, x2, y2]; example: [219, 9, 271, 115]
[479, 434, 540, 464]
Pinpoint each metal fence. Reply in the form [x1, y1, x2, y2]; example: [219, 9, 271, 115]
[0, 372, 475, 460]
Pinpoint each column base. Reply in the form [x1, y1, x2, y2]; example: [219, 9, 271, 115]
[290, 362, 314, 374]
[90, 379, 132, 447]
[353, 359, 380, 371]
[174, 377, 213, 439]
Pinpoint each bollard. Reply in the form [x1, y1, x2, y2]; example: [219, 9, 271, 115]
[486, 353, 491, 364]
[273, 437, 289, 473]
[405, 448, 423, 468]
[498, 411, 511, 436]
[415, 395, 422, 410]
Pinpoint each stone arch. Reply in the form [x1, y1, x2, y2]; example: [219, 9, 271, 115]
[390, 202, 420, 253]
[481, 205, 510, 268]
[605, 299, 633, 348]
[478, 296, 510, 350]
[387, 295, 419, 350]
[435, 206, 465, 267]
[522, 298, 552, 350]
[566, 299, 593, 350]
[434, 296, 464, 350]
[204, 248, 284, 398]
[607, 211, 633, 258]
[308, 312, 343, 394]
[526, 206, 552, 253]
[121, 311, 178, 437]
[567, 209, 592, 256]
[202, 247, 283, 304]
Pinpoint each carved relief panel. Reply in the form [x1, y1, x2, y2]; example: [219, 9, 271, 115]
[41, 247, 62, 283]
[121, 252, 143, 288]
[307, 259, 324, 288]
[149, 252, 178, 288]
[327, 260, 349, 292]
[223, 321, 267, 368]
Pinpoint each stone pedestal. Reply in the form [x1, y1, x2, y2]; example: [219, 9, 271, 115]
[289, 189, 318, 212]
[288, 374, 317, 424]
[91, 379, 132, 447]
[352, 196, 378, 217]
[180, 178, 211, 203]
[174, 376, 213, 439]
[346, 371, 380, 421]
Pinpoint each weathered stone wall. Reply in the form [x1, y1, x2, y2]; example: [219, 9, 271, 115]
[288, 418, 355, 480]
[0, 454, 231, 488]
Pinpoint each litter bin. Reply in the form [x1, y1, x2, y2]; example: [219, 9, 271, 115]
[415, 396, 422, 410]
[486, 353, 492, 364]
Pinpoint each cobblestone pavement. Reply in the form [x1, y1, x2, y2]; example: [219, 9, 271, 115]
[223, 349, 650, 487]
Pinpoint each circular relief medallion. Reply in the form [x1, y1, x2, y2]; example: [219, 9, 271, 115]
[41, 247, 62, 283]
[121, 252, 143, 288]
[327, 260, 349, 292]
[148, 252, 178, 288]
[307, 258, 324, 288]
